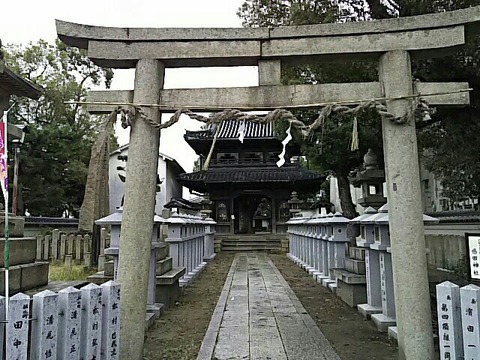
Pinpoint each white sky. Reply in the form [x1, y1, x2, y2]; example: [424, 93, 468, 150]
[0, 0, 259, 173]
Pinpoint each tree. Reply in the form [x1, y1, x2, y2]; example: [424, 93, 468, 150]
[239, 0, 480, 214]
[4, 39, 114, 217]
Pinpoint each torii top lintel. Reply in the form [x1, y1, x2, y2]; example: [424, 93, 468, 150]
[56, 6, 480, 69]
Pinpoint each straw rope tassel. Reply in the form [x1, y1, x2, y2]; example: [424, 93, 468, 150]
[351, 115, 359, 152]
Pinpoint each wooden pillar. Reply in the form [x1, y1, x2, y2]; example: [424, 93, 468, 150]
[379, 50, 434, 360]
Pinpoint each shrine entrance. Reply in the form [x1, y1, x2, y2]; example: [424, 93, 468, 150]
[234, 194, 272, 234]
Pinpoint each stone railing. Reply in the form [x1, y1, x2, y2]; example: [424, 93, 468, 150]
[36, 230, 93, 266]
[287, 205, 439, 338]
[164, 213, 216, 287]
[287, 212, 350, 289]
[0, 281, 120, 359]
[93, 209, 216, 302]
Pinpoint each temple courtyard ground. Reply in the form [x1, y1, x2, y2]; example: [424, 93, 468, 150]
[143, 252, 398, 360]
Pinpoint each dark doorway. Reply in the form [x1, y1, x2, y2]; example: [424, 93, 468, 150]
[234, 194, 272, 234]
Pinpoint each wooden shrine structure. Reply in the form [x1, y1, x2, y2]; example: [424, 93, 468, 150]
[179, 120, 324, 234]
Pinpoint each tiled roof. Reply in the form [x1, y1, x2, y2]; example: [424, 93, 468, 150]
[178, 165, 324, 193]
[185, 120, 275, 140]
[0, 61, 43, 99]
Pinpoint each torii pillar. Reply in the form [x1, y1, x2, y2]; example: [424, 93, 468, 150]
[115, 59, 164, 359]
[380, 51, 433, 359]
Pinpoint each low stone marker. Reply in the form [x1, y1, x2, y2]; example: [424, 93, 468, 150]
[0, 281, 120, 359]
[436, 281, 480, 360]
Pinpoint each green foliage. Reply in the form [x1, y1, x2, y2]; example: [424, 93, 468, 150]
[4, 40, 114, 216]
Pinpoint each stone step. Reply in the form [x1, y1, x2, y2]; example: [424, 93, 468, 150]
[156, 267, 186, 286]
[344, 257, 366, 275]
[330, 268, 366, 285]
[221, 246, 281, 252]
[220, 241, 283, 246]
[156, 257, 173, 275]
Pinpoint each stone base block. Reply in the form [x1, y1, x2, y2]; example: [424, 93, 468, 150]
[0, 261, 49, 295]
[104, 260, 114, 277]
[336, 279, 367, 308]
[307, 267, 315, 275]
[87, 271, 113, 285]
[204, 253, 217, 262]
[312, 271, 322, 280]
[344, 257, 366, 275]
[156, 267, 185, 308]
[371, 313, 396, 332]
[0, 237, 36, 267]
[0, 215, 25, 237]
[156, 257, 173, 275]
[327, 281, 337, 293]
[157, 243, 169, 260]
[387, 326, 398, 341]
[156, 283, 181, 309]
[316, 274, 328, 283]
[321, 278, 336, 288]
[146, 302, 164, 329]
[353, 247, 366, 261]
[357, 303, 382, 319]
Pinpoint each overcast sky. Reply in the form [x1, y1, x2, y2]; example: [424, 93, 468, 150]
[0, 0, 259, 173]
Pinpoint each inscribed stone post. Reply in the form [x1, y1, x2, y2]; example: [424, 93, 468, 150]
[436, 281, 463, 360]
[379, 50, 434, 359]
[101, 281, 121, 360]
[31, 290, 58, 359]
[116, 59, 164, 360]
[80, 283, 103, 360]
[6, 293, 30, 359]
[58, 286, 82, 360]
[460, 284, 480, 359]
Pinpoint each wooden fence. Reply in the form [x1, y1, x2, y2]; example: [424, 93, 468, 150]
[436, 281, 480, 360]
[0, 281, 121, 359]
[36, 229, 111, 267]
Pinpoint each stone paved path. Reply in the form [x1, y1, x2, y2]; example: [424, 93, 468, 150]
[197, 253, 341, 360]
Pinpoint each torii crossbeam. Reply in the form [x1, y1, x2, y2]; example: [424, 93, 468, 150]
[57, 7, 480, 360]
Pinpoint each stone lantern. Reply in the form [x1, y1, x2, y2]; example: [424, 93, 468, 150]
[349, 149, 387, 209]
[288, 191, 304, 217]
[351, 207, 378, 248]
[95, 208, 164, 319]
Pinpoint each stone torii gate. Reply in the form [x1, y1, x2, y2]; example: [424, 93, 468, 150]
[57, 7, 478, 359]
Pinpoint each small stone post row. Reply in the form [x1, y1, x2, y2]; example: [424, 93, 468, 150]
[165, 212, 211, 287]
[286, 212, 350, 290]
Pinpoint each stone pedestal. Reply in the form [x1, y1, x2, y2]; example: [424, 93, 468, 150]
[371, 251, 396, 332]
[358, 249, 382, 318]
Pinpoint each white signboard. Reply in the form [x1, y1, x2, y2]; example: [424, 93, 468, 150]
[467, 234, 480, 280]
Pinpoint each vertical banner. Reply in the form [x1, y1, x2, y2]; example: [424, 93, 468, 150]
[0, 120, 7, 201]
